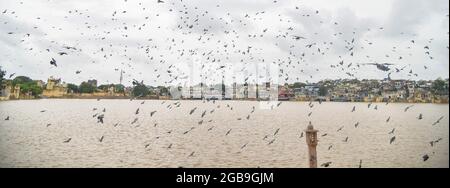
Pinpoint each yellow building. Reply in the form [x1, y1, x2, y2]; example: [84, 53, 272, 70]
[42, 77, 68, 98]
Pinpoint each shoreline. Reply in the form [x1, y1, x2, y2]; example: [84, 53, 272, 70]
[1, 97, 448, 104]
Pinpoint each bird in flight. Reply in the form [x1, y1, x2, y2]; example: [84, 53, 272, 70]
[422, 154, 430, 162]
[417, 114, 423, 120]
[390, 136, 396, 144]
[63, 138, 72, 143]
[404, 105, 414, 112]
[362, 63, 394, 72]
[50, 58, 57, 67]
[432, 116, 444, 126]
[389, 128, 396, 135]
[321, 162, 332, 168]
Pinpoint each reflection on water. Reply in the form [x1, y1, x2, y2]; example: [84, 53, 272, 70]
[0, 99, 448, 168]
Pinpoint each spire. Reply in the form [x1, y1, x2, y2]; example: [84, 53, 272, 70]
[120, 70, 123, 85]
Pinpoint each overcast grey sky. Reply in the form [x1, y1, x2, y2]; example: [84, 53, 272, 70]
[0, 0, 448, 86]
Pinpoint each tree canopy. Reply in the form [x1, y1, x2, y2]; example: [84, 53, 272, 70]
[132, 81, 150, 97]
[79, 82, 96, 93]
[67, 83, 80, 93]
[0, 66, 5, 84]
[432, 78, 449, 95]
[11, 76, 42, 97]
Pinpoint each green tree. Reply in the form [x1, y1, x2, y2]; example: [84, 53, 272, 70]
[67, 83, 79, 93]
[114, 84, 125, 93]
[318, 86, 328, 96]
[98, 84, 113, 91]
[158, 86, 169, 96]
[0, 67, 5, 95]
[12, 76, 33, 86]
[293, 82, 306, 88]
[0, 66, 5, 84]
[432, 78, 448, 95]
[11, 76, 43, 97]
[132, 84, 150, 97]
[19, 82, 43, 96]
[79, 82, 95, 93]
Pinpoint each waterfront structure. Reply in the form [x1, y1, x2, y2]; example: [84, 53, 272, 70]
[42, 77, 68, 98]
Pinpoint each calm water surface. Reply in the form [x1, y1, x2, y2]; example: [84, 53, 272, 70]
[0, 99, 448, 168]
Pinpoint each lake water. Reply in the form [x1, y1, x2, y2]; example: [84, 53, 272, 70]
[0, 99, 448, 168]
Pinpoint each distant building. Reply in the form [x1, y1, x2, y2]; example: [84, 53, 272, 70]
[42, 77, 68, 98]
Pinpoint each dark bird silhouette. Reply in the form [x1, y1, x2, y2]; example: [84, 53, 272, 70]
[157, 0, 165, 3]
[430, 138, 443, 147]
[189, 107, 197, 115]
[274, 128, 280, 136]
[268, 139, 276, 145]
[188, 151, 195, 157]
[131, 118, 138, 124]
[50, 58, 57, 67]
[404, 105, 414, 112]
[299, 132, 304, 138]
[292, 35, 306, 40]
[150, 111, 157, 117]
[321, 162, 332, 167]
[432, 116, 444, 126]
[423, 154, 429, 162]
[99, 136, 104, 142]
[4, 116, 9, 120]
[135, 108, 140, 115]
[63, 138, 72, 143]
[241, 142, 249, 150]
[201, 110, 206, 118]
[363, 63, 394, 72]
[97, 114, 104, 124]
[389, 128, 396, 135]
[417, 114, 423, 120]
[390, 136, 396, 144]
[351, 106, 356, 112]
[359, 160, 363, 168]
[225, 129, 232, 136]
[343, 137, 349, 142]
[337, 126, 344, 132]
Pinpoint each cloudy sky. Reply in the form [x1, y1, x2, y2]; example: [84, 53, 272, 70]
[0, 0, 448, 87]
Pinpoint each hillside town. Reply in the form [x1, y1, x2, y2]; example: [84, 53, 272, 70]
[0, 72, 448, 103]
